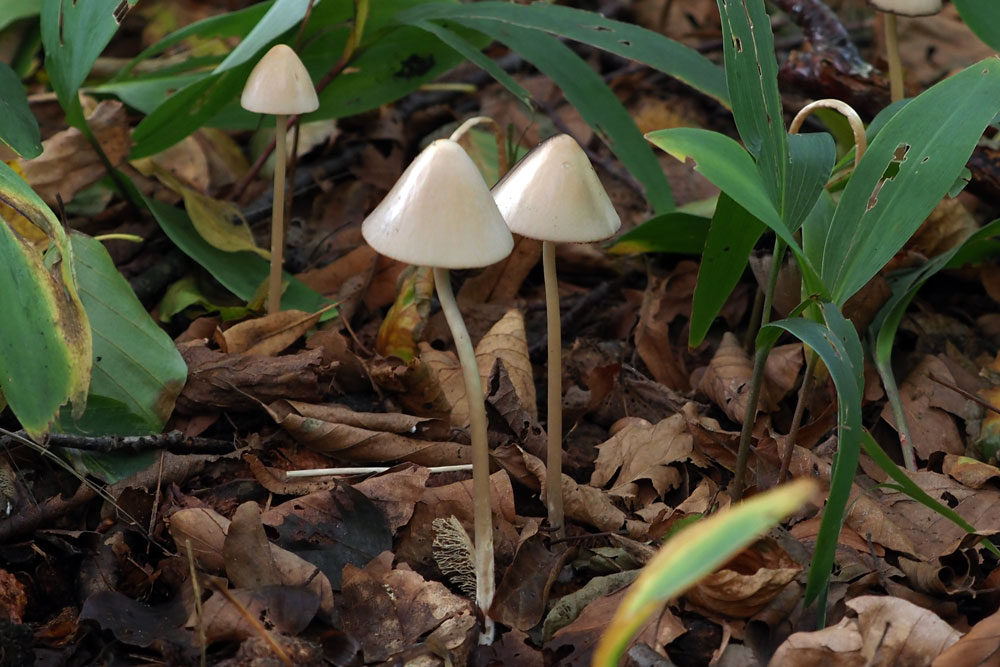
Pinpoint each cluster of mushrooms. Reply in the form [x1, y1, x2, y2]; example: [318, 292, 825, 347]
[241, 43, 622, 645]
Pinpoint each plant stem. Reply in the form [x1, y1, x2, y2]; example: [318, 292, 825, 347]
[779, 348, 819, 483]
[269, 113, 287, 314]
[884, 13, 904, 102]
[433, 267, 495, 644]
[732, 240, 786, 500]
[542, 240, 566, 538]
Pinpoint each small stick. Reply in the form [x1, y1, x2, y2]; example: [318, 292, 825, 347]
[286, 464, 473, 478]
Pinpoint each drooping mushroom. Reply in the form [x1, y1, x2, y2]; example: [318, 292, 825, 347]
[241, 44, 319, 313]
[492, 134, 621, 539]
[868, 0, 942, 101]
[362, 138, 513, 643]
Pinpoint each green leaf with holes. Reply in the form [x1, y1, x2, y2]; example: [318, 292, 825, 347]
[823, 57, 1000, 304]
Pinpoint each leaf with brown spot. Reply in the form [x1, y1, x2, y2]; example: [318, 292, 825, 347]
[375, 266, 434, 362]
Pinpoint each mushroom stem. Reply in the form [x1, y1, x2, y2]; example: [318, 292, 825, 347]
[884, 13, 904, 102]
[432, 266, 495, 644]
[269, 113, 288, 314]
[542, 240, 566, 539]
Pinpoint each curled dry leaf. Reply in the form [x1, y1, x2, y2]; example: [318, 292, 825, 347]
[166, 507, 334, 615]
[335, 552, 477, 663]
[698, 333, 802, 423]
[771, 595, 961, 666]
[267, 399, 469, 467]
[422, 308, 535, 426]
[880, 355, 966, 460]
[375, 265, 434, 363]
[941, 454, 1000, 489]
[19, 100, 130, 205]
[215, 309, 327, 356]
[175, 342, 328, 413]
[223, 502, 280, 589]
[491, 532, 574, 631]
[368, 354, 453, 421]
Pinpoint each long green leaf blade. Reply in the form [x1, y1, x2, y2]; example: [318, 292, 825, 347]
[395, 1, 729, 108]
[824, 57, 1000, 304]
[762, 303, 863, 606]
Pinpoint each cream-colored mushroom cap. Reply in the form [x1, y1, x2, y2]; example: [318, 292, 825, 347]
[867, 0, 941, 16]
[493, 134, 621, 244]
[241, 44, 319, 115]
[361, 139, 514, 269]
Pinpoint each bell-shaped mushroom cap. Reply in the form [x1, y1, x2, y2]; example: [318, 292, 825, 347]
[493, 134, 621, 243]
[241, 44, 319, 115]
[867, 0, 941, 16]
[362, 139, 514, 269]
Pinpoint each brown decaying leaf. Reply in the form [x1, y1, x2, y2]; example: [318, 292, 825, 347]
[19, 100, 130, 205]
[941, 454, 1000, 489]
[175, 342, 328, 413]
[368, 354, 453, 420]
[167, 507, 334, 615]
[697, 333, 802, 424]
[353, 464, 430, 534]
[635, 263, 697, 390]
[0, 569, 27, 622]
[770, 595, 961, 666]
[590, 412, 705, 502]
[880, 355, 967, 460]
[685, 549, 801, 619]
[198, 586, 319, 644]
[457, 235, 542, 304]
[491, 529, 574, 631]
[267, 399, 470, 467]
[375, 266, 434, 362]
[422, 308, 535, 426]
[395, 471, 519, 572]
[215, 309, 327, 356]
[931, 604, 1000, 667]
[335, 552, 476, 663]
[223, 502, 280, 589]
[486, 359, 548, 461]
[150, 134, 211, 192]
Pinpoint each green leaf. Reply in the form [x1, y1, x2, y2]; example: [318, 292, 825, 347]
[953, 0, 1000, 52]
[592, 478, 817, 666]
[715, 0, 785, 208]
[142, 197, 330, 313]
[762, 303, 863, 607]
[395, 1, 729, 108]
[62, 233, 187, 432]
[0, 161, 91, 439]
[427, 19, 674, 212]
[41, 0, 138, 125]
[824, 57, 1000, 304]
[646, 128, 781, 232]
[214, 0, 317, 74]
[606, 212, 710, 256]
[0, 61, 41, 158]
[784, 132, 835, 232]
[689, 194, 763, 347]
[0, 0, 38, 32]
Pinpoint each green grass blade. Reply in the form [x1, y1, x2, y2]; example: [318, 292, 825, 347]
[394, 1, 729, 108]
[762, 303, 863, 607]
[593, 479, 818, 666]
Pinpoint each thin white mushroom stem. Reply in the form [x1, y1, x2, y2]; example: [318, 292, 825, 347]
[269, 113, 288, 314]
[789, 98, 868, 167]
[432, 266, 495, 644]
[285, 464, 473, 478]
[884, 13, 904, 102]
[542, 240, 566, 539]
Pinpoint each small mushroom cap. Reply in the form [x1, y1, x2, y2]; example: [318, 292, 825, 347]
[867, 0, 941, 16]
[241, 44, 319, 115]
[493, 134, 621, 243]
[362, 139, 514, 269]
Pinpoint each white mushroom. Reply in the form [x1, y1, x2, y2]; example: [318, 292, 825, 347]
[241, 44, 318, 313]
[492, 134, 621, 539]
[362, 138, 513, 644]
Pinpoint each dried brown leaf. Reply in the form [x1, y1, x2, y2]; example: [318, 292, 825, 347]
[216, 309, 326, 356]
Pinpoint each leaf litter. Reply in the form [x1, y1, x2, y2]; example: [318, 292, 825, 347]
[6, 1, 1000, 666]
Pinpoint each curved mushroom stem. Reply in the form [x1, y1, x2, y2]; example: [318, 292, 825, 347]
[433, 267, 495, 644]
[269, 113, 288, 314]
[542, 240, 566, 539]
